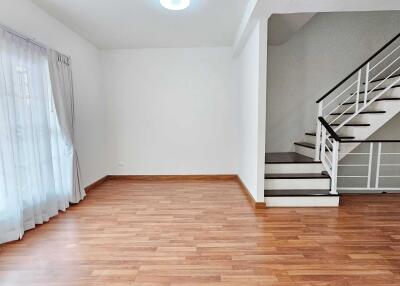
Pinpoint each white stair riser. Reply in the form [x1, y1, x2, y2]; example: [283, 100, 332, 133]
[334, 83, 400, 113]
[330, 125, 368, 136]
[305, 135, 316, 145]
[265, 196, 339, 207]
[336, 104, 380, 113]
[305, 133, 352, 145]
[326, 114, 377, 125]
[348, 82, 400, 103]
[307, 98, 400, 160]
[265, 178, 330, 190]
[366, 87, 400, 100]
[304, 135, 346, 145]
[265, 163, 324, 174]
[367, 76, 400, 90]
[336, 101, 400, 139]
[335, 89, 400, 114]
[294, 144, 315, 158]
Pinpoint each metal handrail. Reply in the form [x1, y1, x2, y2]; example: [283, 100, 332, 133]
[318, 117, 341, 142]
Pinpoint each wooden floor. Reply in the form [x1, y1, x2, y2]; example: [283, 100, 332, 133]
[1, 178, 400, 285]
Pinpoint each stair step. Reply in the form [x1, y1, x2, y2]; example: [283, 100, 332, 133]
[305, 132, 355, 140]
[368, 74, 400, 84]
[266, 164, 325, 174]
[294, 142, 318, 158]
[265, 152, 318, 164]
[265, 153, 324, 174]
[264, 189, 332, 196]
[264, 196, 339, 207]
[356, 84, 400, 95]
[330, 123, 370, 127]
[342, 97, 400, 106]
[329, 111, 386, 115]
[265, 173, 331, 190]
[294, 141, 316, 150]
[265, 173, 329, 179]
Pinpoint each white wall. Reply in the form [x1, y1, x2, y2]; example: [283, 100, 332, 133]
[0, 0, 107, 186]
[101, 47, 238, 175]
[235, 21, 267, 202]
[266, 11, 400, 152]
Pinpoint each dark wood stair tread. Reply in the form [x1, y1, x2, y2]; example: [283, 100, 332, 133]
[264, 189, 336, 197]
[330, 123, 370, 127]
[265, 152, 319, 164]
[294, 142, 316, 149]
[329, 111, 385, 115]
[305, 132, 355, 140]
[265, 173, 330, 179]
[342, 97, 400, 105]
[355, 84, 400, 95]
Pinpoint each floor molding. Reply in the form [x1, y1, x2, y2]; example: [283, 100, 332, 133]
[85, 176, 109, 193]
[236, 176, 266, 209]
[84, 174, 265, 209]
[107, 175, 237, 181]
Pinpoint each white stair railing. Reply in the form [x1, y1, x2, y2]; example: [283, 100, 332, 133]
[337, 140, 400, 192]
[318, 117, 340, 194]
[315, 32, 400, 161]
[319, 117, 400, 193]
[314, 33, 400, 194]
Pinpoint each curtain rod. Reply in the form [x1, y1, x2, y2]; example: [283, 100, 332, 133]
[0, 22, 70, 60]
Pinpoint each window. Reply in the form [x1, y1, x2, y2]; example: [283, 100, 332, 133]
[0, 30, 72, 243]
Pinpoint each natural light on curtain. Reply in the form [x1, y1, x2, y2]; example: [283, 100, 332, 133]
[0, 27, 79, 243]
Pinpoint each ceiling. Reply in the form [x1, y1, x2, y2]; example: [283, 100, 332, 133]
[30, 0, 249, 49]
[268, 13, 316, 45]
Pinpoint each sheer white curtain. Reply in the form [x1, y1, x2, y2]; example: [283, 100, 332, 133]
[0, 28, 73, 243]
[48, 50, 85, 203]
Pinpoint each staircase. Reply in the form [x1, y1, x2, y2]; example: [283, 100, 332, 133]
[264, 153, 339, 207]
[265, 33, 400, 207]
[295, 75, 400, 160]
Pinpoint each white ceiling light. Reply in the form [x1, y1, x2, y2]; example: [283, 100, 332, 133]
[160, 0, 190, 11]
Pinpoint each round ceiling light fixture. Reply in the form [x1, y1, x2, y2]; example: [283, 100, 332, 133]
[160, 0, 190, 11]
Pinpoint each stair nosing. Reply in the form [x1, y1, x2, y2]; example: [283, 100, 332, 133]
[265, 161, 322, 164]
[342, 97, 400, 105]
[265, 173, 330, 179]
[264, 194, 339, 197]
[330, 123, 370, 127]
[329, 111, 386, 116]
[265, 152, 319, 164]
[264, 188, 336, 197]
[355, 83, 400, 95]
[305, 132, 355, 139]
[366, 75, 400, 84]
[264, 193, 340, 198]
[294, 142, 316, 149]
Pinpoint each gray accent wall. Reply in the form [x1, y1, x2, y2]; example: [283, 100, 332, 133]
[266, 11, 400, 153]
